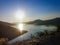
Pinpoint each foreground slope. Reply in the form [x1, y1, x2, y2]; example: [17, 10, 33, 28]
[0, 21, 27, 40]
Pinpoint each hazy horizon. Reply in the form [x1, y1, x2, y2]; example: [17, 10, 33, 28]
[0, 0, 60, 23]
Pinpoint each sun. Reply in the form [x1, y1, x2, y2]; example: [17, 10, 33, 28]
[16, 10, 25, 20]
[15, 10, 25, 32]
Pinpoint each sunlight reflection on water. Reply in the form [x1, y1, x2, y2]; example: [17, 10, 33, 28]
[8, 24, 57, 44]
[17, 23, 24, 33]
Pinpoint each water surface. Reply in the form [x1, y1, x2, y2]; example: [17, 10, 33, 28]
[9, 24, 57, 44]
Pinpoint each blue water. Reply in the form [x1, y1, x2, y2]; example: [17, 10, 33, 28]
[8, 24, 57, 44]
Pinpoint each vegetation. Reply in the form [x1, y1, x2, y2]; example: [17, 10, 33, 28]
[0, 18, 60, 45]
[0, 38, 8, 45]
[0, 25, 60, 45]
[10, 25, 60, 45]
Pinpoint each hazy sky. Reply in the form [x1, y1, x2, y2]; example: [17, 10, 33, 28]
[0, 0, 60, 23]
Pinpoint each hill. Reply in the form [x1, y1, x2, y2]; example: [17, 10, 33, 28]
[0, 21, 27, 40]
[26, 18, 60, 26]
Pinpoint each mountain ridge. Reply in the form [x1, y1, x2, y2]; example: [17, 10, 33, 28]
[26, 17, 60, 26]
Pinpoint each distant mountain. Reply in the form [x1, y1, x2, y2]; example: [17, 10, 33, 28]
[26, 18, 60, 26]
[44, 18, 60, 25]
[0, 21, 27, 40]
[26, 19, 43, 24]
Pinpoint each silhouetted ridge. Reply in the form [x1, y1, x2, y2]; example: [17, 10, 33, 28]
[0, 21, 27, 40]
[26, 19, 43, 25]
[26, 18, 60, 25]
[0, 21, 12, 26]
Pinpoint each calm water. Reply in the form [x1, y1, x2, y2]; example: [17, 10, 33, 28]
[9, 24, 57, 44]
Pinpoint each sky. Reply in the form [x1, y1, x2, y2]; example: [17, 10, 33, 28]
[0, 0, 60, 23]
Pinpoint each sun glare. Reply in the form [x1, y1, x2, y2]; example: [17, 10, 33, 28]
[16, 10, 25, 20]
[15, 10, 25, 32]
[18, 23, 24, 32]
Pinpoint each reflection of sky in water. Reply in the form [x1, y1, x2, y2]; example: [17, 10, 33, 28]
[8, 24, 57, 44]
